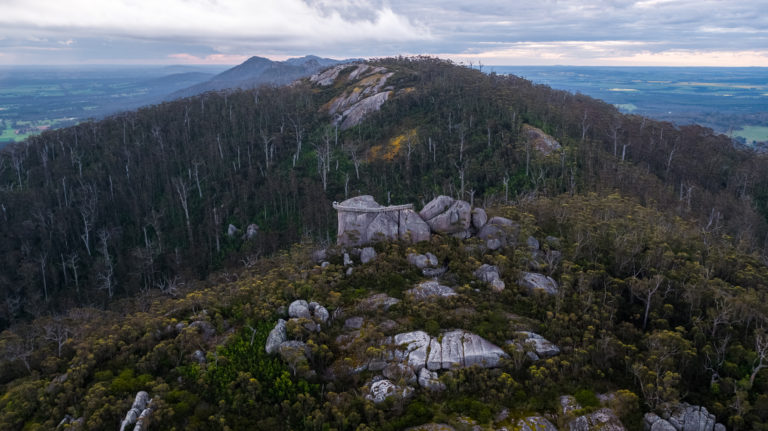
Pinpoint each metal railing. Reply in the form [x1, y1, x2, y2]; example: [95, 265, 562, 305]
[332, 201, 413, 213]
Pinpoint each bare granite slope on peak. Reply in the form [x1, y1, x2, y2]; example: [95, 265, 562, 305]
[311, 63, 399, 130]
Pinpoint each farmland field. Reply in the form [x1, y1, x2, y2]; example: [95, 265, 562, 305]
[489, 66, 768, 144]
[0, 65, 228, 147]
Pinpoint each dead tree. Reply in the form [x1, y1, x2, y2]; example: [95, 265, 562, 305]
[38, 252, 49, 302]
[750, 328, 768, 386]
[172, 177, 193, 242]
[67, 253, 80, 293]
[96, 229, 115, 299]
[78, 184, 97, 256]
[10, 149, 24, 190]
[44, 317, 71, 358]
[289, 116, 304, 167]
[315, 132, 332, 191]
[347, 146, 361, 180]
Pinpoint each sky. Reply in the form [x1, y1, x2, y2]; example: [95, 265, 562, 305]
[1, 0, 767, 66]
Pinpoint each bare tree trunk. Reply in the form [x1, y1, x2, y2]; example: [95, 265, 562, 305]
[173, 178, 193, 242]
[39, 252, 48, 302]
[750, 329, 767, 386]
[97, 229, 115, 299]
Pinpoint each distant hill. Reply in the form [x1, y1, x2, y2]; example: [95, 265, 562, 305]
[167, 55, 347, 99]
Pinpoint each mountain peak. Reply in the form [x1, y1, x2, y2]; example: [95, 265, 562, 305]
[166, 54, 348, 99]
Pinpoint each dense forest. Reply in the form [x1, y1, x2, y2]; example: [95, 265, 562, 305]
[1, 57, 768, 429]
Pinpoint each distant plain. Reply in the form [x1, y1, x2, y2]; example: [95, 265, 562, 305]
[0, 65, 229, 147]
[1, 64, 766, 148]
[490, 66, 768, 145]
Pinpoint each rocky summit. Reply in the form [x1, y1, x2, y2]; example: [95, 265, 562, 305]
[335, 194, 517, 247]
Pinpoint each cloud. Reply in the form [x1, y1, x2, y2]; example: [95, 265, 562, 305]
[0, 0, 429, 51]
[168, 53, 250, 64]
[0, 0, 766, 65]
[603, 49, 768, 67]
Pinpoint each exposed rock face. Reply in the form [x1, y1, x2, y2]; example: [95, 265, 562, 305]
[336, 196, 383, 246]
[380, 330, 507, 373]
[360, 247, 377, 264]
[266, 319, 287, 354]
[461, 331, 509, 367]
[427, 338, 442, 370]
[419, 196, 472, 234]
[394, 331, 432, 371]
[645, 403, 723, 431]
[568, 408, 627, 431]
[227, 224, 239, 237]
[119, 391, 151, 431]
[318, 64, 395, 129]
[366, 378, 413, 403]
[406, 424, 456, 431]
[366, 212, 399, 242]
[245, 223, 259, 239]
[477, 216, 518, 250]
[383, 362, 417, 385]
[309, 64, 346, 86]
[523, 124, 561, 155]
[407, 252, 439, 269]
[419, 195, 455, 220]
[644, 413, 677, 431]
[512, 331, 561, 360]
[517, 416, 558, 431]
[418, 368, 445, 391]
[340, 91, 391, 129]
[308, 302, 330, 324]
[288, 300, 311, 319]
[344, 316, 364, 330]
[399, 209, 432, 243]
[134, 404, 153, 431]
[357, 293, 401, 311]
[474, 264, 505, 292]
[406, 281, 456, 300]
[560, 395, 581, 415]
[336, 196, 430, 246]
[441, 330, 509, 369]
[527, 236, 540, 250]
[520, 272, 559, 295]
[471, 208, 488, 230]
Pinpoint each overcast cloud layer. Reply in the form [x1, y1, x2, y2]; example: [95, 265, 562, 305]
[0, 0, 766, 66]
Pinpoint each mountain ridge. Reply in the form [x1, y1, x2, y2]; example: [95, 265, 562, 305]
[166, 54, 349, 99]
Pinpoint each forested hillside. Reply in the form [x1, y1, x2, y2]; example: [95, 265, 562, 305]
[2, 57, 767, 326]
[1, 57, 768, 430]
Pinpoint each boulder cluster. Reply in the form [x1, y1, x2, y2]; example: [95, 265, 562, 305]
[359, 329, 508, 404]
[263, 194, 572, 415]
[643, 404, 726, 431]
[265, 299, 330, 368]
[118, 391, 153, 431]
[335, 195, 517, 249]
